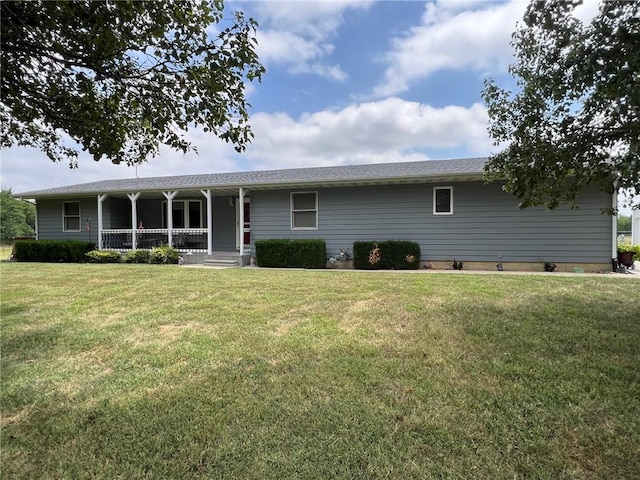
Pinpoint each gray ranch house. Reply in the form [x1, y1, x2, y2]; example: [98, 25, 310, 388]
[15, 157, 615, 271]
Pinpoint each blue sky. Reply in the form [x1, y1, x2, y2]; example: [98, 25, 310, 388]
[2, 0, 610, 201]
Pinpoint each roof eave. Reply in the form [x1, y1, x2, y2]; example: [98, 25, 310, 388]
[14, 171, 486, 199]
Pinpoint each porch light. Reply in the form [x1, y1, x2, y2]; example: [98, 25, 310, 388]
[228, 197, 235, 207]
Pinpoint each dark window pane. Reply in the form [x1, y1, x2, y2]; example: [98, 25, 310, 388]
[65, 217, 80, 230]
[293, 193, 316, 210]
[64, 202, 79, 215]
[435, 189, 451, 213]
[189, 202, 201, 228]
[173, 203, 184, 228]
[293, 211, 316, 228]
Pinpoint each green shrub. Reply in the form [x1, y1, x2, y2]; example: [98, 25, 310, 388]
[149, 245, 179, 264]
[123, 249, 150, 264]
[353, 240, 421, 270]
[381, 240, 421, 270]
[85, 250, 122, 263]
[353, 242, 381, 270]
[255, 239, 326, 268]
[13, 239, 95, 262]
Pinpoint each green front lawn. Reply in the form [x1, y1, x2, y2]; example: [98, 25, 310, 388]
[1, 263, 639, 479]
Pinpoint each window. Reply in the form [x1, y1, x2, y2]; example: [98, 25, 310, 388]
[291, 192, 318, 229]
[433, 187, 453, 215]
[62, 201, 81, 231]
[162, 200, 202, 228]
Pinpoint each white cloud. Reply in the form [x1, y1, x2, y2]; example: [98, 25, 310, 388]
[255, 29, 346, 80]
[245, 97, 490, 168]
[256, 29, 329, 64]
[374, 0, 527, 96]
[373, 0, 603, 97]
[250, 0, 374, 38]
[249, 0, 373, 80]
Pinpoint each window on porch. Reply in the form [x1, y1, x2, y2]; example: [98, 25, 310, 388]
[162, 200, 203, 228]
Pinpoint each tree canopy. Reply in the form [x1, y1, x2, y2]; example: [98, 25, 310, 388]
[483, 0, 639, 212]
[0, 0, 265, 167]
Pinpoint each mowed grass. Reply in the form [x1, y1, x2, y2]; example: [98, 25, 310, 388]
[1, 263, 639, 479]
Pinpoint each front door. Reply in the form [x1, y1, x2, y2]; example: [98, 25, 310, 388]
[235, 199, 250, 251]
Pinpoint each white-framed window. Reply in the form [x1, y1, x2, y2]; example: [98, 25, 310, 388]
[291, 191, 318, 230]
[62, 201, 81, 231]
[162, 200, 203, 228]
[433, 187, 453, 215]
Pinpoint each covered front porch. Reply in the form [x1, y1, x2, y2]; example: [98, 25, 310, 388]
[95, 187, 251, 257]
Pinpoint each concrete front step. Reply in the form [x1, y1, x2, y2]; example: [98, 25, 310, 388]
[202, 258, 239, 268]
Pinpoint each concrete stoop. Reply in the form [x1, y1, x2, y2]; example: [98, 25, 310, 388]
[202, 258, 239, 268]
[199, 251, 250, 268]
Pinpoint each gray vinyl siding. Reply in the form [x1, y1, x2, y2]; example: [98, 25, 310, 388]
[250, 181, 612, 263]
[37, 197, 99, 242]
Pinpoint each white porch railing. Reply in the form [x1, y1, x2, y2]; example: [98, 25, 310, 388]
[102, 228, 209, 252]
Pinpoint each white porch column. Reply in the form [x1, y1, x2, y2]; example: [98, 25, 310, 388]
[633, 209, 640, 246]
[200, 189, 213, 255]
[163, 191, 178, 247]
[127, 192, 141, 249]
[239, 187, 245, 254]
[97, 194, 108, 249]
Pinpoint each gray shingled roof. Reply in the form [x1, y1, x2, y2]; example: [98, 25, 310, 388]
[15, 157, 488, 198]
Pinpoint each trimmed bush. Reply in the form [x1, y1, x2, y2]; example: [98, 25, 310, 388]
[353, 241, 381, 270]
[255, 239, 326, 268]
[13, 239, 95, 262]
[149, 246, 179, 264]
[85, 250, 122, 263]
[382, 240, 421, 270]
[353, 240, 421, 270]
[123, 249, 150, 264]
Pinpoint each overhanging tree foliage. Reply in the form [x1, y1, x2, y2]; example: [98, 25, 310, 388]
[0, 0, 265, 166]
[483, 0, 639, 212]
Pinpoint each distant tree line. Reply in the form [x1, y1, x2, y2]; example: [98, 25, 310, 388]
[0, 188, 35, 243]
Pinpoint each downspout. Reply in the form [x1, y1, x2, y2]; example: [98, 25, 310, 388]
[34, 201, 39, 240]
[611, 192, 618, 269]
[239, 187, 245, 254]
[34, 200, 40, 240]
